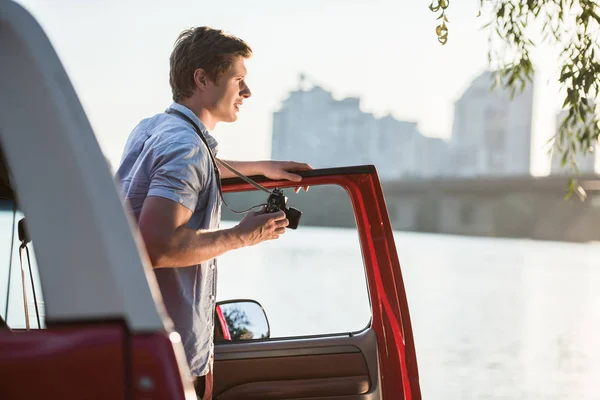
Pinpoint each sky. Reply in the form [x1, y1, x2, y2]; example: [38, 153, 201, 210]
[15, 0, 566, 175]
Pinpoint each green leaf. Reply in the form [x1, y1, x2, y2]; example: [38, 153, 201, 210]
[579, 103, 587, 120]
[560, 71, 573, 82]
[565, 177, 576, 200]
[584, 73, 593, 92]
[561, 151, 569, 167]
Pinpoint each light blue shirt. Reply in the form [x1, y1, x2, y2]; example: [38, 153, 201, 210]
[115, 102, 221, 376]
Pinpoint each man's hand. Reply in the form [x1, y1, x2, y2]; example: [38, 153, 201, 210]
[217, 159, 313, 193]
[233, 209, 289, 246]
[260, 161, 313, 193]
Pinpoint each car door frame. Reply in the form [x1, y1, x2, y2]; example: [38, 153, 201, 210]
[220, 165, 421, 399]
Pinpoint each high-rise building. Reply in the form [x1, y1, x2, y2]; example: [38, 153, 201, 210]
[272, 85, 338, 165]
[450, 71, 534, 177]
[271, 76, 446, 180]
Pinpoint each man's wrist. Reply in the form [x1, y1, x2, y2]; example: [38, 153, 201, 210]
[222, 226, 246, 249]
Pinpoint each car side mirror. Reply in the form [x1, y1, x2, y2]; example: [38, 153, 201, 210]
[214, 299, 270, 342]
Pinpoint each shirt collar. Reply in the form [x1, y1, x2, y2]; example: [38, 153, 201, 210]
[168, 102, 219, 154]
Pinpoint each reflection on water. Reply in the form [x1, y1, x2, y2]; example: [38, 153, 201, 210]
[2, 219, 600, 399]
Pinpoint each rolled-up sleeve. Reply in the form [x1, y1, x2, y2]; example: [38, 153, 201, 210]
[148, 141, 208, 212]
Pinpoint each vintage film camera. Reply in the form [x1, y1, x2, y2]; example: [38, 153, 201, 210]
[265, 188, 302, 229]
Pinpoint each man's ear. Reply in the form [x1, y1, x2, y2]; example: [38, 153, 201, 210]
[193, 68, 209, 91]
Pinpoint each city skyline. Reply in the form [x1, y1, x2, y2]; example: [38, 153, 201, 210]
[16, 0, 569, 176]
[271, 76, 441, 180]
[273, 69, 598, 180]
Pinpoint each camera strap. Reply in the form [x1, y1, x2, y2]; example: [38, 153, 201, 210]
[216, 158, 272, 195]
[165, 108, 270, 213]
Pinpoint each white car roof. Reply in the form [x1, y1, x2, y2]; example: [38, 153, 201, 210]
[0, 0, 169, 332]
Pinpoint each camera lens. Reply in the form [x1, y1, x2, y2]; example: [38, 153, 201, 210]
[285, 207, 302, 230]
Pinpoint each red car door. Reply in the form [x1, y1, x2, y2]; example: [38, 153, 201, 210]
[214, 165, 421, 399]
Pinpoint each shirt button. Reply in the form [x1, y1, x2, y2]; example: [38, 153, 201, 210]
[210, 264, 215, 270]
[209, 295, 215, 301]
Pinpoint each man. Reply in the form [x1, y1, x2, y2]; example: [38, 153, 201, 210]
[115, 27, 311, 399]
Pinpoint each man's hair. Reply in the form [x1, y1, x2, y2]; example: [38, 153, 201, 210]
[169, 27, 252, 102]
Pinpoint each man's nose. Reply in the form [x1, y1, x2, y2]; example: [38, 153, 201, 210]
[241, 82, 252, 98]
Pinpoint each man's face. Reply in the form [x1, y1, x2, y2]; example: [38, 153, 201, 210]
[204, 57, 251, 124]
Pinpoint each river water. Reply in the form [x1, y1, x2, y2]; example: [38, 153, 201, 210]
[217, 225, 600, 400]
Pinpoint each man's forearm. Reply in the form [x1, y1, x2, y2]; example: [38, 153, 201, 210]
[217, 159, 266, 179]
[149, 226, 244, 268]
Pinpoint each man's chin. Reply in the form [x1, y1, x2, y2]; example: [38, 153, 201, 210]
[217, 115, 238, 124]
